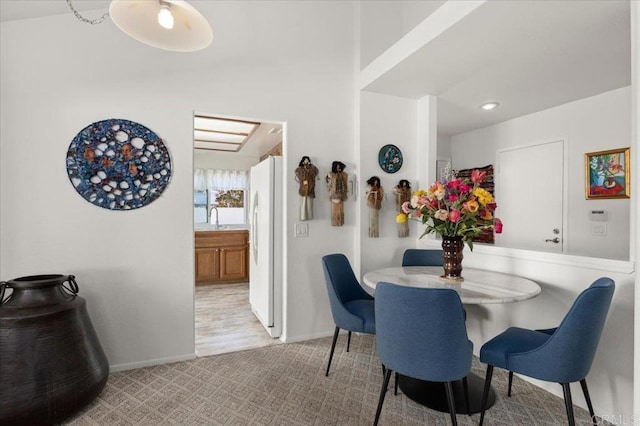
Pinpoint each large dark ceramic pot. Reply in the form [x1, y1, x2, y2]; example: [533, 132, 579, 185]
[0, 275, 109, 425]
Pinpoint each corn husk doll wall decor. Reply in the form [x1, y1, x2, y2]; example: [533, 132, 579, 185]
[366, 176, 384, 237]
[326, 161, 348, 226]
[393, 179, 411, 237]
[294, 156, 319, 221]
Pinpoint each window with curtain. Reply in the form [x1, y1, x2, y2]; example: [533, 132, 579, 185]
[194, 169, 248, 226]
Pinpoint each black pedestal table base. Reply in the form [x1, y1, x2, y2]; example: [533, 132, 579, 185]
[398, 372, 496, 414]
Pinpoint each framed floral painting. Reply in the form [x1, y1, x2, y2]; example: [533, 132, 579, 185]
[585, 147, 630, 199]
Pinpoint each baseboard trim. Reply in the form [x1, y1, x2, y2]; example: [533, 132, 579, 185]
[110, 353, 197, 372]
[282, 328, 361, 343]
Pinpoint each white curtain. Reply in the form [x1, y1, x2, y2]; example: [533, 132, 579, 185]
[194, 169, 248, 191]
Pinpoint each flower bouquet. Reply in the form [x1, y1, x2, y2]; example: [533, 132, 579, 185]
[402, 168, 502, 280]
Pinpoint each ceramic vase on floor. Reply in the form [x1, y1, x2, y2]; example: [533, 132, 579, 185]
[0, 274, 109, 425]
[441, 236, 464, 281]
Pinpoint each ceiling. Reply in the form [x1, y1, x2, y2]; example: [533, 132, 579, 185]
[0, 0, 110, 22]
[193, 114, 283, 157]
[1, 1, 632, 137]
[362, 0, 631, 136]
[193, 115, 261, 153]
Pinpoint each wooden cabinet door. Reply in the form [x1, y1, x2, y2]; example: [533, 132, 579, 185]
[195, 247, 219, 284]
[219, 245, 247, 282]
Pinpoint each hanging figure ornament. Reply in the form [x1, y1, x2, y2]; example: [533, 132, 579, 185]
[394, 179, 412, 238]
[366, 176, 384, 238]
[294, 156, 319, 221]
[326, 161, 348, 226]
[66, 119, 172, 210]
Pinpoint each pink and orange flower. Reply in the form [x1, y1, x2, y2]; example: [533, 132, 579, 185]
[402, 169, 502, 250]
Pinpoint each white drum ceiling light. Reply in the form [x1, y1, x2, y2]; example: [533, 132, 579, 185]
[67, 0, 213, 52]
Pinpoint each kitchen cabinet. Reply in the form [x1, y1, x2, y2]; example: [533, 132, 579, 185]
[259, 142, 282, 162]
[195, 230, 249, 285]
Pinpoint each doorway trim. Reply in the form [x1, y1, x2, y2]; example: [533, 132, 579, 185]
[192, 110, 288, 352]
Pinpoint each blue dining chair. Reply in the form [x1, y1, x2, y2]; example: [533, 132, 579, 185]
[373, 282, 472, 426]
[321, 254, 376, 377]
[401, 249, 443, 267]
[479, 277, 615, 426]
[393, 248, 445, 394]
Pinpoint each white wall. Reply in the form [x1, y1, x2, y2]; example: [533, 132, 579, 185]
[450, 87, 631, 261]
[437, 134, 452, 161]
[0, 0, 356, 368]
[360, 91, 421, 271]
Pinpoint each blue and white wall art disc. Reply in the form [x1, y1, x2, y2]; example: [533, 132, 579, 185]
[66, 119, 172, 210]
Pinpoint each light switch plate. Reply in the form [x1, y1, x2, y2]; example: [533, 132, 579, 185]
[591, 223, 607, 236]
[295, 223, 309, 237]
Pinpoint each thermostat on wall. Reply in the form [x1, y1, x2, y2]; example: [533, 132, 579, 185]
[589, 210, 608, 222]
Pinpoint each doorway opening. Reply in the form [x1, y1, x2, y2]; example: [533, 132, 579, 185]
[193, 111, 284, 357]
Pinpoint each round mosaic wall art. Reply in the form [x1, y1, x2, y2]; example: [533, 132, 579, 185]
[66, 119, 172, 210]
[378, 144, 403, 174]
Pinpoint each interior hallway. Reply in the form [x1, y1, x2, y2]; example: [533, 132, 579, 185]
[195, 283, 281, 357]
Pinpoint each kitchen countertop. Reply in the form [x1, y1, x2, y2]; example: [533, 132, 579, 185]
[194, 224, 249, 232]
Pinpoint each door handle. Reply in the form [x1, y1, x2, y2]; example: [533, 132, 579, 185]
[545, 237, 560, 243]
[251, 193, 259, 263]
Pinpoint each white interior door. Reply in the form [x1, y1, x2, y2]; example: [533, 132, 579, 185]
[496, 140, 565, 252]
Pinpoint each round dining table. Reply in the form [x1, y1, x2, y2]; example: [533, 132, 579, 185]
[362, 266, 541, 415]
[363, 266, 541, 304]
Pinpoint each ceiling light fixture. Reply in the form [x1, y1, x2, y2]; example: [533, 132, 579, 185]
[480, 102, 500, 111]
[66, 0, 212, 52]
[157, 1, 174, 30]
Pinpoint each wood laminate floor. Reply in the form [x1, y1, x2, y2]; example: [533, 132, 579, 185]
[195, 282, 281, 357]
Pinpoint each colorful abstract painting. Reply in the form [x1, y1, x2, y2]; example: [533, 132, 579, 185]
[66, 119, 172, 210]
[456, 164, 495, 244]
[585, 148, 630, 199]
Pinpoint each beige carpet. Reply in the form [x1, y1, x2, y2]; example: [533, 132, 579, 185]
[64, 334, 604, 425]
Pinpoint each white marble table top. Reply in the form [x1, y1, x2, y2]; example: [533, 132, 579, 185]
[362, 266, 541, 304]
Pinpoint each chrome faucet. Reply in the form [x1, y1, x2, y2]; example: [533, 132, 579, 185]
[210, 206, 220, 229]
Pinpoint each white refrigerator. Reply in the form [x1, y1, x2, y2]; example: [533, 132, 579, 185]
[249, 156, 283, 338]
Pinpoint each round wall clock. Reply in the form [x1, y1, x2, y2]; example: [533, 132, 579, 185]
[378, 144, 403, 174]
[66, 119, 172, 210]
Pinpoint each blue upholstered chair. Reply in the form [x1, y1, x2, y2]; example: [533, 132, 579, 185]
[401, 249, 464, 328]
[401, 249, 443, 267]
[321, 254, 376, 377]
[374, 282, 472, 426]
[479, 277, 615, 426]
[392, 248, 446, 394]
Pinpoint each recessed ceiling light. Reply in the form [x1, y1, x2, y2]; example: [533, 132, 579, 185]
[480, 102, 500, 111]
